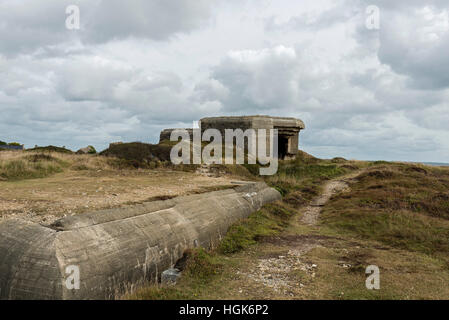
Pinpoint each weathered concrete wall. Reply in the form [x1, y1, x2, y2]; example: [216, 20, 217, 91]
[159, 129, 193, 143]
[199, 116, 305, 159]
[159, 116, 306, 159]
[0, 182, 281, 300]
[199, 115, 305, 133]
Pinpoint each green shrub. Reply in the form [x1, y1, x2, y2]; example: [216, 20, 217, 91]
[184, 248, 223, 279]
[87, 146, 97, 154]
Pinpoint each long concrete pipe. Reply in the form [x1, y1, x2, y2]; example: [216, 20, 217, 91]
[0, 182, 281, 300]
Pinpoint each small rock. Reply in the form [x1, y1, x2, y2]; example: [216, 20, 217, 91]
[76, 145, 96, 154]
[161, 268, 181, 286]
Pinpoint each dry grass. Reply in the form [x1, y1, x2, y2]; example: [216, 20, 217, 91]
[0, 152, 66, 180]
[0, 150, 203, 181]
[321, 163, 449, 261]
[0, 150, 117, 180]
[295, 241, 449, 300]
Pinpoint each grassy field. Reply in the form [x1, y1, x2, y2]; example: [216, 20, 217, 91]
[128, 154, 449, 300]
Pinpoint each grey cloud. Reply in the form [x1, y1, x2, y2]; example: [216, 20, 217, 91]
[265, 3, 358, 32]
[355, 0, 448, 10]
[352, 0, 449, 90]
[0, 0, 214, 56]
[0, 0, 86, 55]
[208, 46, 300, 113]
[0, 55, 194, 150]
[85, 0, 213, 43]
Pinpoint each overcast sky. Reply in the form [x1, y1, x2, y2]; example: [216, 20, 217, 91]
[0, 0, 448, 162]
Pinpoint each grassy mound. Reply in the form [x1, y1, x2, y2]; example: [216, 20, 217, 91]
[26, 145, 73, 154]
[322, 163, 449, 261]
[0, 153, 68, 180]
[100, 142, 173, 168]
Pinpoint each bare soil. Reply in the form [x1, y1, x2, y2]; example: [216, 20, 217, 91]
[0, 169, 236, 225]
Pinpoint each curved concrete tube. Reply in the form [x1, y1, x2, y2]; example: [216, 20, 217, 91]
[0, 182, 281, 300]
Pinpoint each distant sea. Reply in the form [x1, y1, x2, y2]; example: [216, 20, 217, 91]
[421, 162, 449, 167]
[370, 161, 449, 167]
[364, 160, 449, 167]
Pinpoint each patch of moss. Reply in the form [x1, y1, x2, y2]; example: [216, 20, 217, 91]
[218, 202, 294, 254]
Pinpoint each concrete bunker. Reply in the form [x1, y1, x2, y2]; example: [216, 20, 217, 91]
[160, 115, 305, 160]
[0, 182, 281, 300]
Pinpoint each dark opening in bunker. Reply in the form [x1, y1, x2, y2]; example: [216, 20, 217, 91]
[278, 135, 289, 159]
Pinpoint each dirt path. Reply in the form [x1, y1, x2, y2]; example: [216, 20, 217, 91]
[301, 171, 361, 225]
[240, 170, 366, 298]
